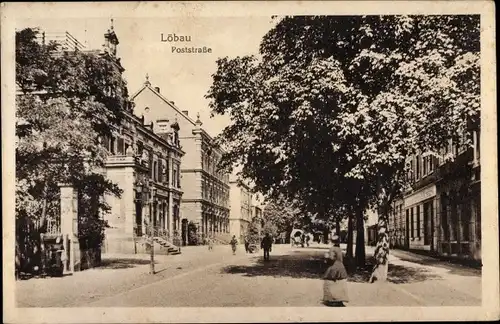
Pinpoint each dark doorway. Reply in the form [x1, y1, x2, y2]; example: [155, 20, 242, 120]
[405, 210, 410, 249]
[135, 202, 142, 236]
[181, 219, 188, 246]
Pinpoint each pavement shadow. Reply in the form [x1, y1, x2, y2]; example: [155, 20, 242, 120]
[348, 262, 442, 284]
[223, 250, 444, 284]
[98, 258, 152, 270]
[222, 253, 328, 279]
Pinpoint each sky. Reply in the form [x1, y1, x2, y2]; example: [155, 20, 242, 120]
[16, 17, 277, 137]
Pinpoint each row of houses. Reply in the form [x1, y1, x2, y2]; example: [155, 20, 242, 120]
[366, 125, 481, 262]
[23, 24, 266, 258]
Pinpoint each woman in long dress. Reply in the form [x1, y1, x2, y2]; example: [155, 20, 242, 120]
[323, 236, 349, 307]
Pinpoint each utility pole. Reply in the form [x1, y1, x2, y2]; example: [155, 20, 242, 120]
[149, 185, 155, 274]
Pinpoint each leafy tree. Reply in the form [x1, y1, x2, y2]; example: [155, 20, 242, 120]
[16, 28, 127, 262]
[262, 199, 303, 239]
[244, 217, 261, 245]
[207, 15, 479, 282]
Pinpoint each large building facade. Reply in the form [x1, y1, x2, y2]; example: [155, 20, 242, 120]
[387, 125, 481, 262]
[130, 78, 230, 243]
[102, 112, 184, 253]
[94, 23, 185, 254]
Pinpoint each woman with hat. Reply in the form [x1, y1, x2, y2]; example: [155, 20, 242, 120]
[323, 235, 349, 307]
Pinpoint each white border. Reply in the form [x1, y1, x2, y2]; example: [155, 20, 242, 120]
[2, 1, 498, 323]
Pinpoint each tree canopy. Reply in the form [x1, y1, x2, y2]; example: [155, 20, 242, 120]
[16, 28, 128, 246]
[206, 15, 480, 280]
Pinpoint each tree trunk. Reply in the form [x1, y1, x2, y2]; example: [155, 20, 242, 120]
[355, 208, 366, 268]
[336, 219, 340, 238]
[369, 207, 390, 283]
[38, 182, 49, 231]
[347, 214, 353, 259]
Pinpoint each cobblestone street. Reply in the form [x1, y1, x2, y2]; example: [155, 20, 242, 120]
[16, 244, 481, 307]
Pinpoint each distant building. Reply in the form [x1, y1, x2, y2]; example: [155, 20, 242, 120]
[251, 192, 266, 221]
[229, 176, 253, 242]
[130, 77, 230, 243]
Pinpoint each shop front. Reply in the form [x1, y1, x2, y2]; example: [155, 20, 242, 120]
[404, 184, 437, 252]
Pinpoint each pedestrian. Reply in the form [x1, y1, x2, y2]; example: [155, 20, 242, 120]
[230, 235, 238, 255]
[208, 236, 214, 251]
[323, 235, 349, 307]
[305, 234, 310, 247]
[261, 233, 273, 261]
[244, 236, 250, 253]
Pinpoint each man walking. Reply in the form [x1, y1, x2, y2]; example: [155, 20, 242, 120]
[261, 233, 273, 261]
[230, 235, 238, 255]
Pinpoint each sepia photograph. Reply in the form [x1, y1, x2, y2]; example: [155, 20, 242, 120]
[2, 1, 498, 323]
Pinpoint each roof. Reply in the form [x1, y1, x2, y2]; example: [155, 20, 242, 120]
[130, 83, 198, 127]
[130, 83, 219, 145]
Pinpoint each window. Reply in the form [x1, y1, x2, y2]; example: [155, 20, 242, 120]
[410, 208, 414, 238]
[149, 150, 154, 179]
[441, 195, 449, 240]
[409, 160, 414, 182]
[153, 161, 158, 181]
[117, 137, 124, 155]
[176, 164, 181, 188]
[173, 168, 177, 187]
[165, 160, 170, 184]
[110, 137, 116, 154]
[416, 205, 421, 238]
[415, 155, 420, 180]
[137, 141, 144, 156]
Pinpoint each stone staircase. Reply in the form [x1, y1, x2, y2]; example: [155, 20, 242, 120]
[153, 236, 181, 255]
[137, 227, 181, 255]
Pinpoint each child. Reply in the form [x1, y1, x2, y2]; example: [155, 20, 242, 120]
[323, 237, 349, 307]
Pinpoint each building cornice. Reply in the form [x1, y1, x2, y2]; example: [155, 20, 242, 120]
[181, 168, 230, 187]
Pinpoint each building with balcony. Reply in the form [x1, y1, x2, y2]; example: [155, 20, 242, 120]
[102, 111, 184, 254]
[387, 124, 481, 262]
[229, 176, 253, 242]
[94, 21, 185, 254]
[130, 78, 230, 243]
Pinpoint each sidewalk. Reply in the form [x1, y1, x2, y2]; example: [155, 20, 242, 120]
[16, 244, 253, 307]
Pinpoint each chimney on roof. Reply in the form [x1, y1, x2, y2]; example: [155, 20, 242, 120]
[154, 87, 160, 93]
[182, 110, 189, 116]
